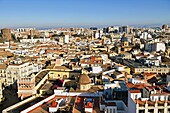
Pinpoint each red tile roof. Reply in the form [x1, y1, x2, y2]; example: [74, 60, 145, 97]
[129, 90, 141, 93]
[126, 83, 134, 88]
[50, 102, 58, 107]
[85, 102, 93, 108]
[127, 82, 148, 89]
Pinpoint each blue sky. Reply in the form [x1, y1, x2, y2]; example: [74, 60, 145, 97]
[0, 0, 170, 28]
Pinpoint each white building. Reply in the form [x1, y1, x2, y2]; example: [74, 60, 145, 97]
[64, 35, 69, 43]
[145, 42, 166, 52]
[16, 28, 35, 33]
[108, 26, 119, 33]
[95, 32, 100, 39]
[152, 42, 166, 52]
[100, 101, 118, 113]
[6, 60, 42, 86]
[6, 61, 32, 86]
[150, 93, 169, 101]
[101, 54, 110, 64]
[39, 30, 50, 37]
[114, 64, 125, 71]
[140, 32, 152, 39]
[136, 99, 170, 113]
[103, 81, 136, 113]
[128, 78, 145, 84]
[143, 58, 160, 66]
[92, 66, 102, 73]
[129, 90, 142, 100]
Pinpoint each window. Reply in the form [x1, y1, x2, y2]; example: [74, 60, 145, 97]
[107, 109, 109, 113]
[135, 94, 138, 99]
[165, 96, 167, 101]
[152, 96, 154, 101]
[113, 109, 115, 113]
[82, 85, 86, 90]
[63, 75, 67, 78]
[159, 97, 161, 101]
[110, 108, 112, 113]
[71, 75, 74, 78]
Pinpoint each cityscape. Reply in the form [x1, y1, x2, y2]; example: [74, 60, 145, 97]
[0, 0, 170, 113]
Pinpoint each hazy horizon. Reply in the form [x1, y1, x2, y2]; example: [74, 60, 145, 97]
[0, 23, 169, 30]
[0, 0, 170, 28]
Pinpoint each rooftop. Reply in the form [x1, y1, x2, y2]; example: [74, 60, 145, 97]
[129, 90, 141, 93]
[35, 71, 49, 85]
[50, 101, 58, 107]
[105, 102, 116, 106]
[0, 63, 7, 69]
[79, 74, 91, 85]
[53, 65, 71, 71]
[134, 99, 170, 106]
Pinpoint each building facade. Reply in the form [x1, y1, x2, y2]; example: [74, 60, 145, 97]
[1, 28, 12, 40]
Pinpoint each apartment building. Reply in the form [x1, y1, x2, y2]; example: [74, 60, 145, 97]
[0, 64, 7, 85]
[17, 74, 36, 99]
[132, 67, 170, 74]
[136, 99, 170, 113]
[6, 59, 42, 86]
[123, 59, 170, 74]
[145, 42, 166, 52]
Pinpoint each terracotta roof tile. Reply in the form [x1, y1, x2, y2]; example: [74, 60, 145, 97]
[129, 90, 141, 93]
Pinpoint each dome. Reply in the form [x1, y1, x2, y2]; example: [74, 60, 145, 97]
[79, 74, 91, 84]
[121, 37, 128, 42]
